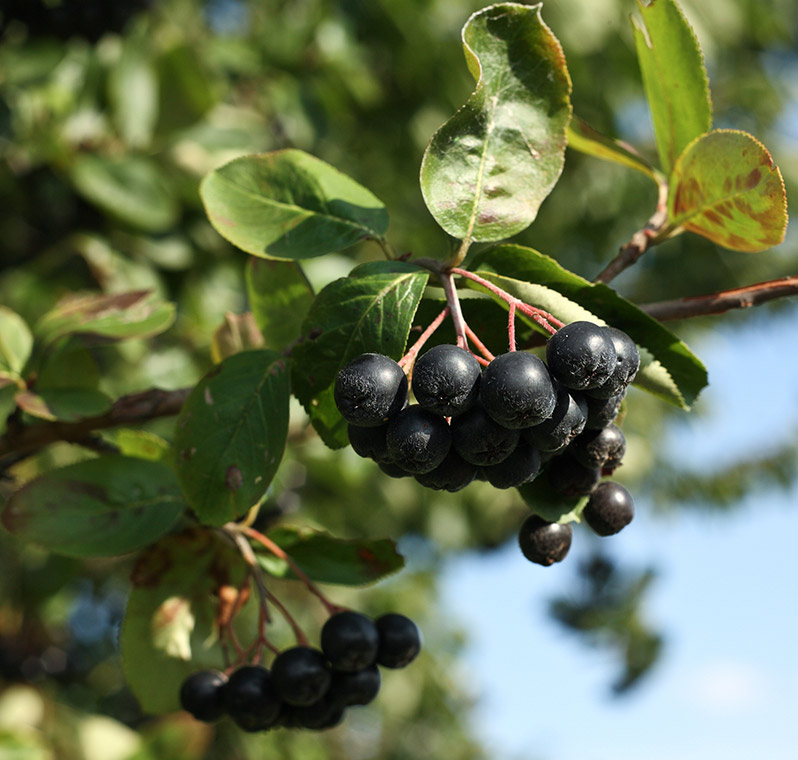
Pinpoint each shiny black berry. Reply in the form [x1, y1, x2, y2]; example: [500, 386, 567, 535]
[321, 611, 379, 672]
[524, 383, 588, 452]
[546, 321, 616, 390]
[375, 613, 422, 669]
[586, 328, 640, 399]
[518, 515, 572, 566]
[287, 695, 346, 730]
[348, 423, 391, 462]
[334, 353, 407, 427]
[584, 390, 625, 430]
[412, 344, 481, 417]
[480, 352, 557, 428]
[329, 664, 381, 706]
[451, 403, 520, 466]
[223, 665, 282, 732]
[481, 442, 541, 489]
[271, 646, 331, 706]
[415, 449, 477, 492]
[569, 424, 626, 470]
[179, 669, 228, 723]
[582, 481, 635, 536]
[385, 405, 451, 474]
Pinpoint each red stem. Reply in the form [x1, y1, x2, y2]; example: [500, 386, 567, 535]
[263, 587, 309, 648]
[399, 306, 450, 369]
[508, 303, 517, 351]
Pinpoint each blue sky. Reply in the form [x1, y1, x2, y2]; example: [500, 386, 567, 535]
[441, 303, 798, 760]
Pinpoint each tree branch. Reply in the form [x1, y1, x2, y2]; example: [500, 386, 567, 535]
[0, 386, 191, 460]
[640, 276, 798, 321]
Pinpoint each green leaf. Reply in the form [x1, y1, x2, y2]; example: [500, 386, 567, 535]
[103, 429, 171, 462]
[1, 456, 183, 557]
[37, 345, 100, 389]
[14, 388, 112, 422]
[120, 529, 251, 714]
[200, 150, 389, 261]
[517, 475, 587, 524]
[210, 312, 264, 363]
[469, 245, 708, 409]
[291, 261, 429, 448]
[154, 44, 216, 135]
[420, 2, 572, 244]
[0, 307, 33, 376]
[70, 154, 178, 232]
[174, 350, 290, 526]
[668, 129, 788, 251]
[566, 116, 662, 183]
[34, 291, 176, 347]
[246, 258, 314, 351]
[0, 376, 20, 434]
[256, 526, 404, 586]
[632, 0, 712, 173]
[108, 41, 158, 149]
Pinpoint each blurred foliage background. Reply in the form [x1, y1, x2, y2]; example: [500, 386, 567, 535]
[0, 0, 795, 757]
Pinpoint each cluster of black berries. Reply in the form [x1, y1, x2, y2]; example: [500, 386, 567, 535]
[179, 611, 420, 732]
[335, 321, 638, 565]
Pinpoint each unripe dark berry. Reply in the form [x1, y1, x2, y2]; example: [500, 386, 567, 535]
[179, 669, 228, 723]
[223, 665, 282, 732]
[415, 449, 477, 492]
[569, 424, 626, 470]
[480, 352, 557, 429]
[546, 321, 616, 390]
[524, 383, 588, 452]
[586, 328, 640, 399]
[583, 481, 635, 536]
[518, 514, 572, 565]
[546, 454, 601, 497]
[451, 403, 520, 466]
[375, 613, 422, 669]
[271, 646, 331, 706]
[412, 344, 481, 417]
[321, 611, 379, 672]
[481, 442, 541, 489]
[329, 664, 381, 706]
[584, 390, 625, 430]
[385, 405, 451, 474]
[348, 423, 391, 462]
[334, 353, 407, 427]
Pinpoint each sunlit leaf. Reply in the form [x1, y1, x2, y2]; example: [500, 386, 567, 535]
[0, 307, 33, 376]
[210, 312, 264, 363]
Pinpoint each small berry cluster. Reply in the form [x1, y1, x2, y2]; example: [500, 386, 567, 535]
[179, 611, 420, 732]
[335, 321, 638, 566]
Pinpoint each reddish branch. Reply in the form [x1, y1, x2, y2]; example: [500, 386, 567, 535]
[0, 386, 191, 459]
[640, 276, 798, 321]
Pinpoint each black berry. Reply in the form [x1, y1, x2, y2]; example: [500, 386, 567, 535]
[481, 442, 541, 489]
[385, 405, 451, 474]
[375, 613, 422, 669]
[546, 321, 616, 390]
[329, 664, 381, 706]
[582, 481, 635, 536]
[586, 328, 640, 399]
[271, 646, 331, 707]
[179, 669, 228, 723]
[415, 449, 477, 492]
[334, 353, 407, 427]
[321, 611, 379, 672]
[451, 403, 520, 466]
[378, 460, 412, 478]
[480, 352, 557, 428]
[518, 515, 572, 565]
[223, 665, 282, 732]
[569, 424, 626, 470]
[348, 423, 391, 462]
[524, 383, 588, 452]
[287, 696, 346, 730]
[546, 454, 601, 497]
[412, 344, 481, 417]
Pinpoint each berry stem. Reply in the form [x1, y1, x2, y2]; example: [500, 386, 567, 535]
[399, 306, 450, 370]
[438, 271, 495, 363]
[450, 268, 564, 335]
[508, 303, 517, 351]
[239, 525, 341, 617]
[263, 587, 310, 648]
[464, 324, 495, 362]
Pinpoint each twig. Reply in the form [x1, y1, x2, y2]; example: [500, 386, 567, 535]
[640, 276, 798, 321]
[399, 307, 450, 370]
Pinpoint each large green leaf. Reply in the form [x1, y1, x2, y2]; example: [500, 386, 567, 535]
[668, 130, 787, 252]
[34, 291, 175, 347]
[291, 261, 429, 448]
[120, 529, 251, 714]
[200, 150, 389, 261]
[256, 526, 405, 587]
[632, 0, 712, 173]
[246, 258, 314, 351]
[174, 350, 290, 526]
[1, 456, 183, 557]
[420, 2, 571, 244]
[70, 154, 178, 232]
[0, 307, 33, 376]
[469, 245, 708, 409]
[14, 388, 112, 422]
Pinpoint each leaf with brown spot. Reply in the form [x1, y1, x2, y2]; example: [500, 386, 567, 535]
[668, 130, 788, 252]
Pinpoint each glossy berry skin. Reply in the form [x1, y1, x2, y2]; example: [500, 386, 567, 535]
[334, 353, 407, 427]
[321, 611, 379, 672]
[271, 646, 332, 707]
[546, 321, 617, 390]
[415, 450, 477, 492]
[524, 383, 588, 452]
[348, 423, 391, 462]
[412, 344, 481, 417]
[451, 403, 520, 466]
[329, 664, 381, 706]
[587, 328, 641, 399]
[481, 443, 541, 489]
[583, 481, 635, 536]
[584, 390, 624, 430]
[569, 424, 626, 470]
[179, 669, 228, 723]
[223, 665, 282, 732]
[546, 454, 601, 497]
[518, 515, 573, 566]
[375, 613, 422, 669]
[385, 405, 451, 474]
[480, 352, 557, 429]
